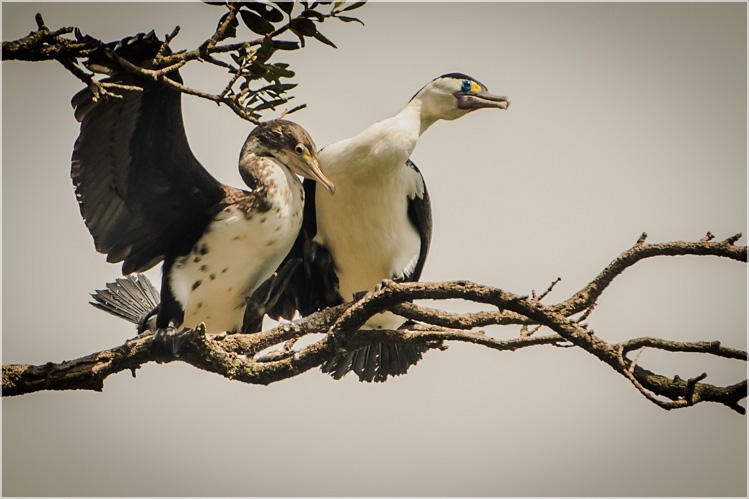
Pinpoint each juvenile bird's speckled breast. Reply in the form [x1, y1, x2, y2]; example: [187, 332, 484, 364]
[170, 170, 303, 333]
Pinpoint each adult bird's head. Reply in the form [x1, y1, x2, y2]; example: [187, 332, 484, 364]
[411, 73, 510, 124]
[240, 120, 335, 194]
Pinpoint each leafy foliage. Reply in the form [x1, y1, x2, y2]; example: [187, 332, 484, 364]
[203, 1, 366, 120]
[2, 2, 366, 123]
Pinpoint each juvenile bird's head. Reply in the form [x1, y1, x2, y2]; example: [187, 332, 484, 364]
[241, 120, 335, 194]
[411, 73, 510, 123]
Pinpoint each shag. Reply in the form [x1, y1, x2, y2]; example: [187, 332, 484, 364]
[273, 73, 509, 381]
[72, 33, 334, 357]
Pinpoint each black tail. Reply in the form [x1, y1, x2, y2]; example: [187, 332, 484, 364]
[90, 274, 160, 330]
[320, 342, 428, 383]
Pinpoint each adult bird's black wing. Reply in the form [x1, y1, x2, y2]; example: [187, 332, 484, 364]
[71, 33, 226, 275]
[401, 159, 432, 282]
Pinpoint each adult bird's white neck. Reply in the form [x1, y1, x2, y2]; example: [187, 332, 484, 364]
[399, 93, 443, 136]
[319, 100, 432, 186]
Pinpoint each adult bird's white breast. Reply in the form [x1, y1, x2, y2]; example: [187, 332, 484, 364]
[314, 115, 425, 319]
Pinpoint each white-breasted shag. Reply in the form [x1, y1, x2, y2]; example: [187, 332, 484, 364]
[72, 33, 334, 358]
[271, 73, 509, 382]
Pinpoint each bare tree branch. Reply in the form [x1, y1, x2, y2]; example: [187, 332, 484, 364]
[554, 232, 746, 316]
[3, 235, 745, 415]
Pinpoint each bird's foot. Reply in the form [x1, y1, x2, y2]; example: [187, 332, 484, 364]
[352, 290, 370, 301]
[153, 325, 195, 363]
[375, 279, 396, 291]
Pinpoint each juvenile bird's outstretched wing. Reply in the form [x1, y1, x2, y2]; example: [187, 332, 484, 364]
[71, 32, 226, 275]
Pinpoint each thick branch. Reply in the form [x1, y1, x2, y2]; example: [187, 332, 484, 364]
[2, 334, 153, 396]
[2, 235, 745, 415]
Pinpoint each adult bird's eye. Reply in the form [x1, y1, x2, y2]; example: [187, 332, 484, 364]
[295, 145, 305, 154]
[461, 80, 472, 93]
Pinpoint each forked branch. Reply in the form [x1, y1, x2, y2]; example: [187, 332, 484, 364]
[3, 233, 746, 415]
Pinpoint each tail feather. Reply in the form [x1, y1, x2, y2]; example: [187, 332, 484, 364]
[321, 342, 428, 383]
[90, 274, 159, 327]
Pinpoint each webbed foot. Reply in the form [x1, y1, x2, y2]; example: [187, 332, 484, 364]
[153, 325, 195, 363]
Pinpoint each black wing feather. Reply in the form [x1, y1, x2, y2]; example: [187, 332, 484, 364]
[71, 38, 226, 274]
[403, 159, 433, 282]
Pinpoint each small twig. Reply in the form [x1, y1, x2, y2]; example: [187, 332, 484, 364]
[220, 65, 245, 99]
[627, 347, 645, 373]
[202, 3, 240, 52]
[520, 324, 543, 338]
[725, 232, 742, 245]
[56, 57, 120, 102]
[155, 25, 181, 60]
[574, 303, 596, 324]
[617, 345, 689, 409]
[532, 277, 561, 303]
[685, 372, 709, 405]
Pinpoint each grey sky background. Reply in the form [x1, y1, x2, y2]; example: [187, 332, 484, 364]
[2, 2, 746, 496]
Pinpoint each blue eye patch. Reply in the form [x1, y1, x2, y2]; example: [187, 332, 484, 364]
[461, 80, 472, 92]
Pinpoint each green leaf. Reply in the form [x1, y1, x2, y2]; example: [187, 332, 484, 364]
[288, 28, 306, 47]
[285, 103, 307, 115]
[244, 93, 260, 105]
[300, 9, 325, 21]
[267, 63, 295, 78]
[254, 98, 290, 111]
[272, 40, 300, 50]
[240, 9, 275, 35]
[242, 2, 285, 23]
[313, 31, 337, 48]
[290, 17, 317, 36]
[258, 82, 299, 92]
[273, 1, 294, 15]
[341, 1, 366, 12]
[338, 15, 364, 25]
[249, 63, 268, 76]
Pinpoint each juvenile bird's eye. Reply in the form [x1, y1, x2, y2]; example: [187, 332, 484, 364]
[461, 80, 472, 93]
[295, 145, 305, 154]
